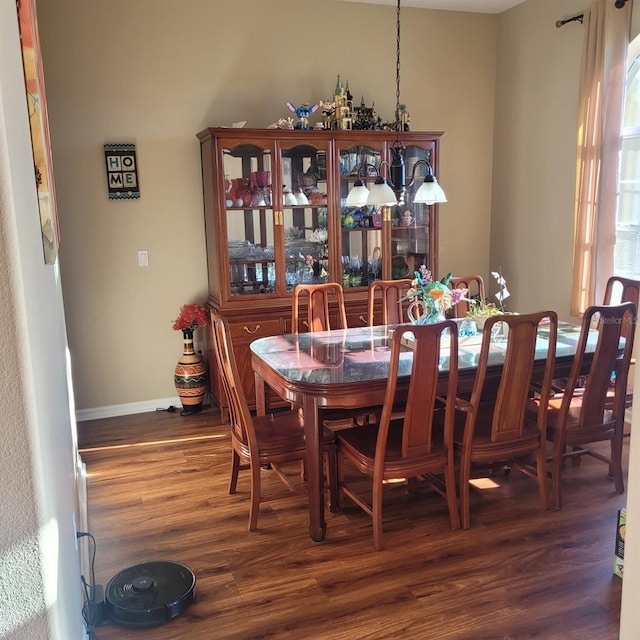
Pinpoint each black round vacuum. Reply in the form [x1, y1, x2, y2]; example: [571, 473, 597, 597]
[104, 560, 196, 627]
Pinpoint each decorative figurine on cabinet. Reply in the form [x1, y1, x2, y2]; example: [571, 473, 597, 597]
[268, 117, 295, 130]
[319, 100, 336, 130]
[286, 102, 319, 130]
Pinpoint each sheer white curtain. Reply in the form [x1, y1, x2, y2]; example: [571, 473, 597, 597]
[571, 0, 631, 315]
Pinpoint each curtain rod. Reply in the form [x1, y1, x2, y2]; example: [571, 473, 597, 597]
[557, 0, 628, 27]
[556, 13, 584, 28]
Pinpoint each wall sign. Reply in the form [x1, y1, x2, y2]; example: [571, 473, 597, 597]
[104, 143, 140, 200]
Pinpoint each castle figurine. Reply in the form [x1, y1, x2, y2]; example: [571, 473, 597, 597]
[319, 75, 409, 132]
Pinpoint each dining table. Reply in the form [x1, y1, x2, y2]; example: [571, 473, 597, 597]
[250, 320, 597, 542]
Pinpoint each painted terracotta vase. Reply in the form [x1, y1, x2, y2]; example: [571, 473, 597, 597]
[174, 328, 207, 413]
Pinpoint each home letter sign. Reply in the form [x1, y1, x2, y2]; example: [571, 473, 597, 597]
[104, 143, 140, 200]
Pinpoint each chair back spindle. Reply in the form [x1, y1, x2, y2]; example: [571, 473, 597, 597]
[292, 283, 347, 333]
[366, 279, 413, 326]
[448, 275, 486, 318]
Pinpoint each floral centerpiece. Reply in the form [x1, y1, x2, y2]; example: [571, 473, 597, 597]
[402, 265, 468, 324]
[172, 303, 210, 337]
[467, 299, 501, 319]
[465, 269, 511, 326]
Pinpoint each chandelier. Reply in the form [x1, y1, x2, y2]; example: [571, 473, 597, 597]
[345, 0, 447, 208]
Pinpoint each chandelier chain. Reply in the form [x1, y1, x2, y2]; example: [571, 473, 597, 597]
[395, 0, 401, 135]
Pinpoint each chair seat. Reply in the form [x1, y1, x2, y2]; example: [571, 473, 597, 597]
[321, 406, 381, 430]
[543, 400, 615, 444]
[237, 411, 335, 462]
[528, 396, 616, 443]
[453, 403, 542, 462]
[337, 421, 447, 478]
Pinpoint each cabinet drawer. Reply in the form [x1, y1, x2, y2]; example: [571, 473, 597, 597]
[347, 311, 369, 328]
[229, 318, 283, 342]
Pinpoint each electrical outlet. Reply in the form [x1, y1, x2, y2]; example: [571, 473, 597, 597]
[194, 342, 205, 355]
[137, 250, 149, 267]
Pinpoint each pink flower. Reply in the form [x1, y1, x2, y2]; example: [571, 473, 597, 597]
[450, 288, 468, 305]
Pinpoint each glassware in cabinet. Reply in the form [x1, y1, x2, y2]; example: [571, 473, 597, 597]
[279, 141, 331, 290]
[390, 144, 437, 280]
[337, 143, 384, 289]
[222, 142, 276, 297]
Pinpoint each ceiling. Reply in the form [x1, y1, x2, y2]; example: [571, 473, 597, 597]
[339, 0, 526, 14]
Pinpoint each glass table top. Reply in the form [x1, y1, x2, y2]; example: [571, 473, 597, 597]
[250, 321, 595, 387]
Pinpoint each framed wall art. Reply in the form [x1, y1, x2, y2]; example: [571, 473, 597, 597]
[17, 0, 60, 264]
[104, 144, 140, 200]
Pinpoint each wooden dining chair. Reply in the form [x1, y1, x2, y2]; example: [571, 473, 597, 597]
[604, 275, 640, 309]
[534, 302, 636, 509]
[605, 276, 639, 413]
[366, 279, 413, 326]
[447, 274, 486, 318]
[291, 283, 347, 334]
[292, 282, 376, 428]
[453, 311, 557, 529]
[552, 275, 639, 416]
[210, 309, 338, 531]
[335, 322, 461, 550]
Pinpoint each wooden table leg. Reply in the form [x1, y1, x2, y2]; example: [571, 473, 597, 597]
[303, 394, 326, 542]
[254, 371, 268, 416]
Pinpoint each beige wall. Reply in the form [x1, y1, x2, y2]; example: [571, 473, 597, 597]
[492, 0, 586, 318]
[36, 0, 497, 413]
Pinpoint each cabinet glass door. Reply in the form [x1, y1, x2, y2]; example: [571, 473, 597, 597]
[337, 144, 384, 289]
[279, 142, 330, 291]
[222, 142, 275, 297]
[390, 144, 435, 280]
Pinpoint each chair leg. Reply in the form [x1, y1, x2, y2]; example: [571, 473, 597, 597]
[248, 459, 262, 531]
[325, 445, 339, 513]
[535, 447, 548, 510]
[610, 435, 625, 494]
[336, 450, 346, 512]
[372, 476, 384, 551]
[551, 438, 564, 509]
[444, 461, 460, 530]
[229, 450, 241, 494]
[459, 452, 472, 530]
[571, 445, 582, 466]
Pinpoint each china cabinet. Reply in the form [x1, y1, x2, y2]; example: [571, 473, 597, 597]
[197, 127, 443, 413]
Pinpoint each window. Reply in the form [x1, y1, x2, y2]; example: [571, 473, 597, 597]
[615, 39, 640, 278]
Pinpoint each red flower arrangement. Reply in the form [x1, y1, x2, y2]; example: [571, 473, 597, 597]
[172, 303, 210, 332]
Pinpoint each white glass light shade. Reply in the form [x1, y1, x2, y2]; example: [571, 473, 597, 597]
[413, 177, 447, 204]
[283, 191, 298, 206]
[295, 190, 310, 205]
[345, 183, 369, 207]
[367, 179, 397, 206]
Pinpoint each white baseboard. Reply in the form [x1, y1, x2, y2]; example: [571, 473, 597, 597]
[76, 396, 181, 423]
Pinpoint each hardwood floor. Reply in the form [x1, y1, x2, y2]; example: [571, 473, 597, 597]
[78, 408, 626, 639]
